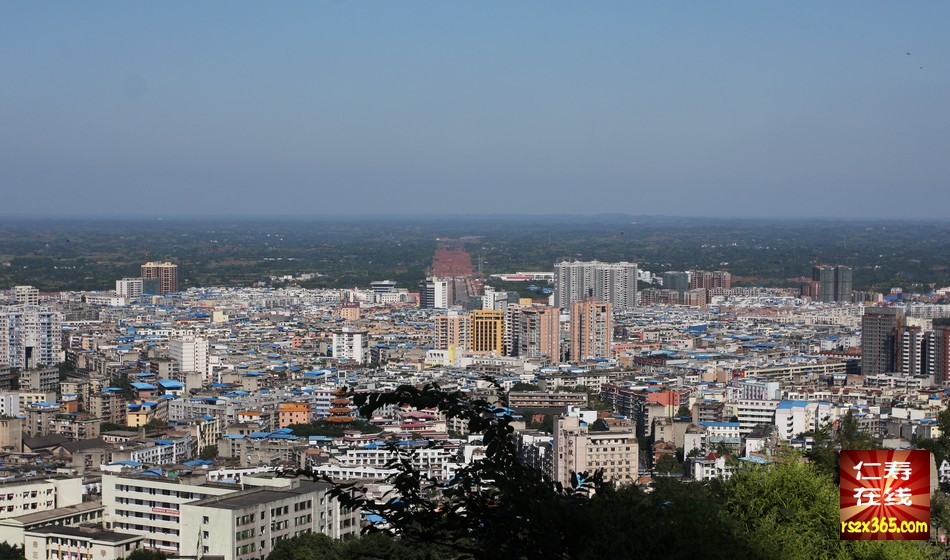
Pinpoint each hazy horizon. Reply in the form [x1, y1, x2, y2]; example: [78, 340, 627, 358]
[3, 2, 949, 219]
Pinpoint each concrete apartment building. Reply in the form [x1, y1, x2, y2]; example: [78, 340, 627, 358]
[89, 390, 128, 426]
[102, 472, 357, 559]
[936, 325, 950, 384]
[508, 392, 588, 410]
[0, 392, 20, 418]
[140, 262, 178, 295]
[24, 525, 143, 560]
[0, 478, 83, 522]
[11, 286, 39, 306]
[115, 277, 144, 299]
[470, 310, 504, 354]
[773, 400, 834, 441]
[169, 336, 209, 377]
[554, 261, 638, 311]
[19, 367, 60, 393]
[278, 403, 311, 428]
[553, 414, 638, 488]
[0, 501, 105, 549]
[179, 480, 359, 560]
[861, 307, 905, 376]
[570, 299, 612, 360]
[419, 277, 450, 309]
[504, 305, 559, 360]
[0, 306, 62, 369]
[435, 312, 470, 355]
[331, 328, 369, 364]
[102, 471, 246, 555]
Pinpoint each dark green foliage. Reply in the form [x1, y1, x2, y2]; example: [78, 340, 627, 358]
[198, 444, 218, 460]
[806, 410, 879, 482]
[293, 384, 935, 560]
[654, 453, 683, 475]
[269, 533, 339, 560]
[0, 543, 24, 560]
[576, 478, 753, 560]
[288, 419, 382, 438]
[268, 532, 460, 560]
[3, 217, 950, 292]
[509, 382, 541, 392]
[721, 457, 928, 560]
[308, 383, 606, 560]
[581, 386, 613, 411]
[483, 279, 548, 300]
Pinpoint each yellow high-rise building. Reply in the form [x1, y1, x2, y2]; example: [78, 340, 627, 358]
[470, 310, 504, 354]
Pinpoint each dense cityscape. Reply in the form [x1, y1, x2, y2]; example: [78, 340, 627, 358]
[0, 227, 949, 559]
[5, 1, 950, 558]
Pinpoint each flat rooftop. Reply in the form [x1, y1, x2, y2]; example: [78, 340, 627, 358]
[187, 480, 331, 511]
[25, 525, 141, 543]
[1, 501, 105, 526]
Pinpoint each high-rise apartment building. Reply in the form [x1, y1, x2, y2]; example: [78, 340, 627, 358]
[505, 305, 559, 359]
[0, 306, 62, 368]
[470, 310, 504, 354]
[554, 261, 637, 310]
[812, 265, 852, 303]
[483, 285, 516, 311]
[435, 312, 470, 354]
[116, 277, 144, 299]
[662, 272, 690, 295]
[861, 307, 905, 375]
[419, 277, 451, 309]
[331, 327, 369, 364]
[934, 326, 950, 385]
[140, 262, 179, 294]
[901, 325, 934, 377]
[553, 414, 638, 487]
[689, 270, 732, 291]
[11, 286, 39, 306]
[570, 299, 612, 360]
[639, 289, 681, 306]
[682, 288, 708, 307]
[169, 336, 210, 376]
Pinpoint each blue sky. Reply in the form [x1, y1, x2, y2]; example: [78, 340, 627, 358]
[2, 2, 948, 218]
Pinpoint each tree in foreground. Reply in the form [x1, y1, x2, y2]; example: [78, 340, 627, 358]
[722, 453, 931, 560]
[0, 543, 24, 560]
[311, 383, 605, 559]
[295, 384, 933, 560]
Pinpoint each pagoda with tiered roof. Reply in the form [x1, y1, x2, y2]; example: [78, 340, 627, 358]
[326, 389, 355, 424]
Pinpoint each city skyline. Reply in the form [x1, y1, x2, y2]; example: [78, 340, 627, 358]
[3, 3, 950, 219]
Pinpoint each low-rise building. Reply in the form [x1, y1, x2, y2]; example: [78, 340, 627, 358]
[24, 525, 142, 560]
[0, 478, 83, 522]
[179, 480, 359, 560]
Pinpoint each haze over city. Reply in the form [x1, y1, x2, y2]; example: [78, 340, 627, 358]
[2, 2, 949, 219]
